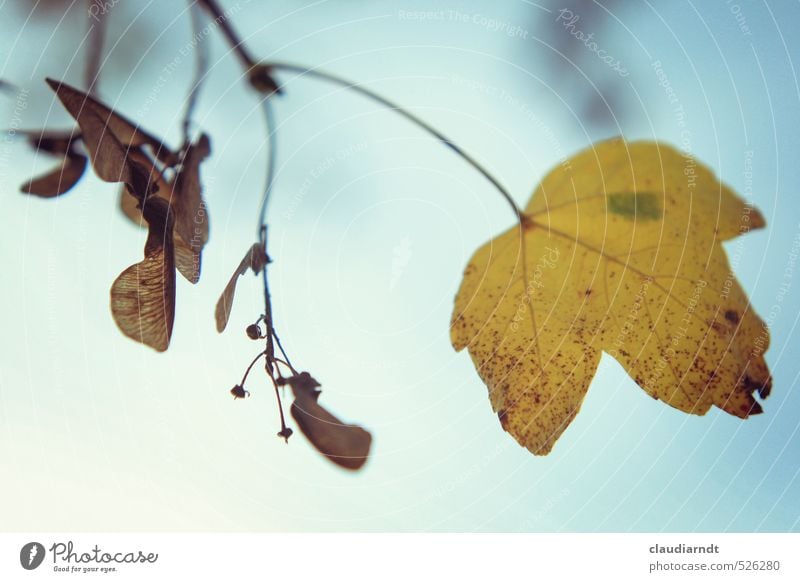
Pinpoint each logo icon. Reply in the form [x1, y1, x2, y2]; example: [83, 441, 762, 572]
[20, 542, 45, 570]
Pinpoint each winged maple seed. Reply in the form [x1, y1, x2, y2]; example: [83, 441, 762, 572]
[451, 138, 771, 456]
[32, 77, 213, 351]
[281, 372, 372, 471]
[216, 242, 372, 469]
[111, 196, 177, 352]
[215, 243, 270, 332]
[118, 134, 211, 284]
[19, 130, 87, 197]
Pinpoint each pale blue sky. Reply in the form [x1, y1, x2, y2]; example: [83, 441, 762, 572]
[1, 0, 798, 531]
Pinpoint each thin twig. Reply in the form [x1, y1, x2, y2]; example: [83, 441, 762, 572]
[85, 0, 108, 96]
[195, 0, 257, 69]
[257, 98, 278, 234]
[268, 372, 291, 439]
[267, 62, 524, 223]
[181, 0, 210, 143]
[260, 242, 276, 371]
[240, 350, 266, 386]
[194, 0, 521, 223]
[272, 330, 297, 375]
[258, 98, 278, 369]
[272, 355, 297, 375]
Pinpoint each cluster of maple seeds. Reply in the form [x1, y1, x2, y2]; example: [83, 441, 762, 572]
[10, 0, 371, 470]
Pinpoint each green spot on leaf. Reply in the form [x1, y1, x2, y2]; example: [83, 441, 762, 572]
[608, 192, 662, 220]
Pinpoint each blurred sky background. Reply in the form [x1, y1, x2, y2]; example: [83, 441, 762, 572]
[1, 0, 799, 532]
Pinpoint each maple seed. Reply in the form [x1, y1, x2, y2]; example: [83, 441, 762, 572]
[230, 385, 249, 399]
[283, 372, 322, 391]
[245, 324, 262, 340]
[215, 243, 270, 333]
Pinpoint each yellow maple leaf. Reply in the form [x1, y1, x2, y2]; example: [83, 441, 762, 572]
[451, 138, 771, 455]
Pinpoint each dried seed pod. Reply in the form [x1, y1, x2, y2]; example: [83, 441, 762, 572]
[277, 427, 293, 442]
[230, 385, 249, 399]
[246, 324, 262, 340]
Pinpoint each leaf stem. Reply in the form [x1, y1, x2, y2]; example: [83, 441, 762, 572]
[267, 372, 291, 440]
[257, 98, 278, 235]
[181, 0, 210, 143]
[257, 96, 279, 371]
[195, 0, 521, 222]
[259, 227, 276, 369]
[265, 61, 524, 222]
[240, 350, 266, 386]
[272, 331, 297, 375]
[84, 0, 107, 96]
[195, 0, 258, 70]
[197, 0, 286, 382]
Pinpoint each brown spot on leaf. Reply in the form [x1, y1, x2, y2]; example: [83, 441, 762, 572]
[725, 310, 740, 324]
[497, 409, 510, 431]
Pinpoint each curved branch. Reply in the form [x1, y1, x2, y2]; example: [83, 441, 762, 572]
[266, 61, 523, 222]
